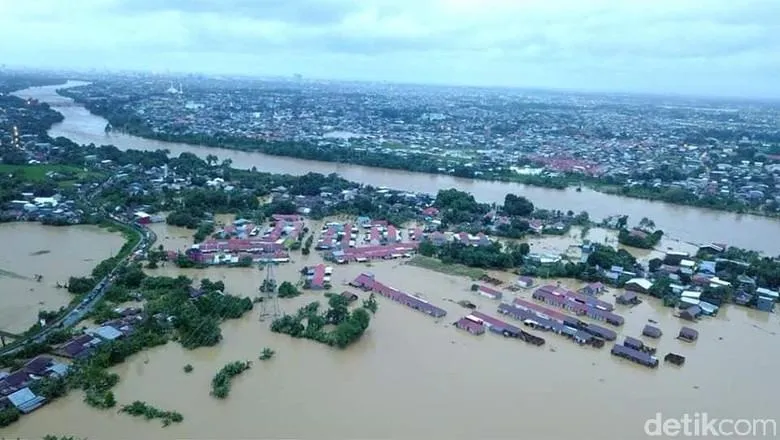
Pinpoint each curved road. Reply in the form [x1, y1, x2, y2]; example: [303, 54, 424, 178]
[0, 213, 157, 356]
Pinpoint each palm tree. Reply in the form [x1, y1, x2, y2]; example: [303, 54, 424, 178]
[259, 347, 275, 361]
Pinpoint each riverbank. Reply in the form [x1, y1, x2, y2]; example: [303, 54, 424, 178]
[92, 123, 778, 219]
[13, 82, 780, 255]
[59, 84, 778, 219]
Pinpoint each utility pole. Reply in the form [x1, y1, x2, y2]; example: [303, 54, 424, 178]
[259, 262, 281, 321]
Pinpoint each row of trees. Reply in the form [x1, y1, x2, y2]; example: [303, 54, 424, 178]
[418, 240, 529, 269]
[119, 401, 184, 427]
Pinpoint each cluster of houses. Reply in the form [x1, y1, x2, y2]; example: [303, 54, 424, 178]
[425, 230, 493, 247]
[315, 219, 408, 250]
[56, 309, 144, 359]
[2, 193, 84, 224]
[454, 311, 545, 346]
[621, 247, 780, 319]
[315, 219, 425, 264]
[531, 285, 625, 326]
[180, 215, 304, 265]
[460, 279, 696, 369]
[0, 356, 69, 415]
[0, 308, 156, 418]
[350, 273, 447, 318]
[327, 243, 420, 264]
[499, 297, 615, 347]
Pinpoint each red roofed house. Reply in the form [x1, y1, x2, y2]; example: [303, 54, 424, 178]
[477, 285, 503, 300]
[308, 264, 327, 290]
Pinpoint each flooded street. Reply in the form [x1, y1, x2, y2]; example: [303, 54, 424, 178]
[12, 82, 780, 255]
[5, 223, 780, 440]
[0, 223, 125, 333]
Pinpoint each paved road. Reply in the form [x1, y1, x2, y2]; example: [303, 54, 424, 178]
[0, 213, 157, 356]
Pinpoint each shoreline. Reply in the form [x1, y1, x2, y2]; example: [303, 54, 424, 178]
[12, 81, 780, 253]
[57, 85, 778, 220]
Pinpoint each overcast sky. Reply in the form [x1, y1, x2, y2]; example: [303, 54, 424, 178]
[0, 0, 778, 98]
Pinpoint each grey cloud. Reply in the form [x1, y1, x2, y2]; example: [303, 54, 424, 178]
[0, 0, 779, 97]
[115, 0, 360, 26]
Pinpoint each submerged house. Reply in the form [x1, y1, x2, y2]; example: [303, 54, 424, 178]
[757, 295, 775, 312]
[616, 291, 640, 306]
[756, 287, 778, 312]
[664, 352, 686, 366]
[340, 291, 359, 302]
[642, 324, 662, 339]
[516, 276, 534, 288]
[476, 285, 502, 300]
[680, 305, 702, 321]
[611, 344, 659, 368]
[454, 316, 486, 335]
[580, 282, 606, 296]
[531, 287, 623, 326]
[624, 278, 653, 294]
[6, 387, 46, 413]
[469, 311, 544, 345]
[304, 264, 331, 290]
[351, 273, 446, 318]
[678, 326, 699, 342]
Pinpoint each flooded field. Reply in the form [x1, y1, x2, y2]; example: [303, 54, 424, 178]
[0, 223, 125, 333]
[6, 222, 780, 440]
[519, 226, 699, 264]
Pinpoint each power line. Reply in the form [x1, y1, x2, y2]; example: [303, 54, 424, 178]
[258, 262, 281, 321]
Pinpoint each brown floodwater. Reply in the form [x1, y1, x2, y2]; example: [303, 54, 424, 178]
[0, 223, 125, 333]
[518, 227, 699, 264]
[13, 82, 780, 255]
[5, 222, 780, 440]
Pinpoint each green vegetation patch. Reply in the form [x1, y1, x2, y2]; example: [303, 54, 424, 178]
[271, 295, 372, 349]
[0, 164, 104, 185]
[406, 255, 487, 280]
[211, 361, 252, 399]
[119, 401, 184, 427]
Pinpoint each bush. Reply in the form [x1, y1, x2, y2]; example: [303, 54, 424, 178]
[210, 361, 252, 399]
[278, 281, 301, 298]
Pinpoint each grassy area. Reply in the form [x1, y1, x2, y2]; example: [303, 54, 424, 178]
[97, 221, 141, 256]
[0, 164, 105, 186]
[406, 255, 486, 280]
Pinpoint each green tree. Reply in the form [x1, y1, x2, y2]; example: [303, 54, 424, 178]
[362, 293, 378, 314]
[503, 193, 535, 217]
[325, 294, 351, 325]
[278, 281, 301, 298]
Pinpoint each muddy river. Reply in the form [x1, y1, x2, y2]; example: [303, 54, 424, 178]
[12, 81, 780, 255]
[4, 221, 779, 440]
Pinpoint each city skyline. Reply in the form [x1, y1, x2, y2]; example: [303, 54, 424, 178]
[0, 0, 779, 99]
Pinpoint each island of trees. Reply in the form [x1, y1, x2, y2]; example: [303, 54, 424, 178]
[211, 361, 252, 399]
[271, 294, 374, 349]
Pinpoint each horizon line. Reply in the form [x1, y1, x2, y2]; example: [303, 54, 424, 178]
[4, 64, 779, 105]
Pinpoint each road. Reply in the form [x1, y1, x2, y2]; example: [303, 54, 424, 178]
[0, 192, 158, 356]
